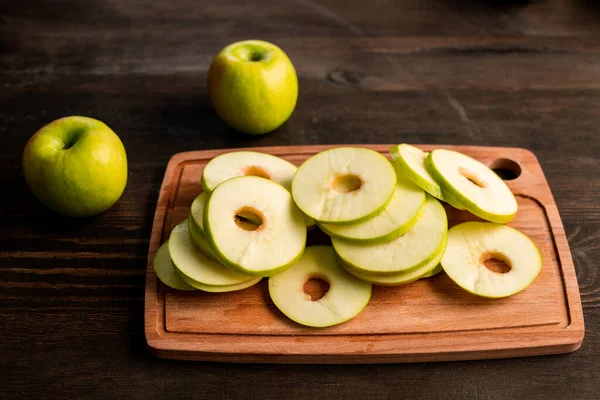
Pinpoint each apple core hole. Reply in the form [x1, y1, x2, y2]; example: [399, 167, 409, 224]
[489, 158, 522, 181]
[243, 165, 271, 180]
[234, 207, 264, 231]
[303, 274, 330, 301]
[332, 174, 363, 193]
[459, 167, 488, 189]
[481, 253, 512, 274]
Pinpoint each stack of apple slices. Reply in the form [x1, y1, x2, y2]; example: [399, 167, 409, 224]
[153, 145, 544, 329]
[292, 147, 448, 286]
[390, 144, 542, 298]
[154, 151, 310, 293]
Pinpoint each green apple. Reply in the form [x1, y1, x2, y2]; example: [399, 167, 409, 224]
[268, 246, 372, 327]
[340, 237, 446, 286]
[427, 149, 517, 223]
[204, 176, 307, 276]
[207, 40, 298, 134]
[187, 216, 217, 260]
[201, 151, 298, 193]
[332, 196, 447, 275]
[292, 147, 397, 224]
[390, 143, 465, 210]
[22, 116, 127, 216]
[442, 222, 542, 298]
[180, 274, 262, 293]
[169, 220, 256, 286]
[318, 174, 426, 244]
[152, 242, 197, 291]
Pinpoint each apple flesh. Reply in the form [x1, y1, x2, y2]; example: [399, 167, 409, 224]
[169, 220, 257, 286]
[268, 246, 372, 327]
[201, 151, 298, 193]
[340, 237, 446, 286]
[421, 262, 443, 278]
[23, 116, 127, 217]
[427, 149, 517, 223]
[390, 143, 444, 199]
[188, 217, 217, 260]
[390, 143, 465, 210]
[181, 274, 262, 293]
[190, 192, 210, 231]
[200, 151, 316, 229]
[332, 196, 448, 275]
[318, 174, 426, 244]
[442, 222, 542, 298]
[207, 40, 298, 135]
[152, 242, 196, 291]
[204, 176, 307, 276]
[292, 147, 397, 224]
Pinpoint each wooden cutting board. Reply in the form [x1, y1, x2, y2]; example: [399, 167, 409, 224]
[144, 145, 584, 363]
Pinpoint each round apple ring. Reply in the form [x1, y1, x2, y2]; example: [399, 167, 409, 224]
[292, 147, 397, 224]
[442, 222, 542, 298]
[427, 149, 517, 223]
[204, 176, 307, 276]
[201, 151, 297, 193]
[268, 246, 372, 327]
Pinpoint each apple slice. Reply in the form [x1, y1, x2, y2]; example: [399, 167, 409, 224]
[190, 192, 209, 232]
[169, 220, 257, 286]
[427, 149, 517, 223]
[441, 190, 467, 211]
[189, 193, 217, 259]
[390, 143, 466, 210]
[204, 176, 307, 276]
[442, 222, 542, 298]
[268, 246, 372, 327]
[152, 242, 196, 291]
[292, 147, 396, 224]
[201, 151, 297, 194]
[390, 143, 444, 199]
[332, 195, 447, 275]
[303, 214, 317, 230]
[318, 174, 426, 244]
[180, 274, 262, 293]
[421, 263, 443, 278]
[187, 217, 217, 260]
[340, 237, 446, 286]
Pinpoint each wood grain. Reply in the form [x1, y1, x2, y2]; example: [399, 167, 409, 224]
[145, 145, 584, 362]
[3, 0, 600, 398]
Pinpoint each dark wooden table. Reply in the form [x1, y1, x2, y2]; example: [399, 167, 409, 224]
[2, 0, 600, 398]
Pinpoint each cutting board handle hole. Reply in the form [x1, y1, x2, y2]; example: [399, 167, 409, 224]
[489, 158, 521, 181]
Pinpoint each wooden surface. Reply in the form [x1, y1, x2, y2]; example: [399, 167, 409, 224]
[2, 0, 600, 398]
[146, 145, 583, 362]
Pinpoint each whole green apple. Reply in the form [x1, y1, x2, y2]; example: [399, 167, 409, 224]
[23, 116, 127, 217]
[207, 40, 298, 135]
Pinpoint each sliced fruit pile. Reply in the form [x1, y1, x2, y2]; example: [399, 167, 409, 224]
[153, 145, 543, 328]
